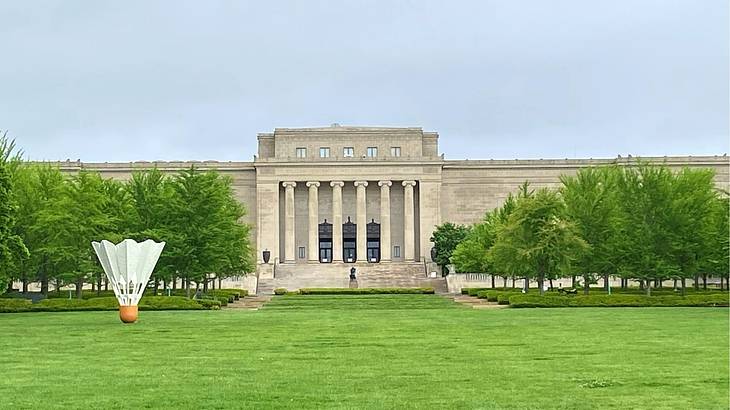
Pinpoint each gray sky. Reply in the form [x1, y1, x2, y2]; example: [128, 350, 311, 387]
[1, 0, 728, 162]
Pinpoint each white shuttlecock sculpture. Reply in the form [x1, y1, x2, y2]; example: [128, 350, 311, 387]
[92, 239, 166, 323]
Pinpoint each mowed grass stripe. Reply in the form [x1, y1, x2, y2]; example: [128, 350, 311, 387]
[0, 296, 726, 409]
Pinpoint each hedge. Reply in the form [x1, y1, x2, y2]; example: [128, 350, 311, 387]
[0, 296, 219, 313]
[463, 288, 490, 296]
[297, 288, 435, 295]
[508, 293, 730, 308]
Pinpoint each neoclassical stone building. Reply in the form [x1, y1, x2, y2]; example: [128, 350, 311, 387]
[61, 125, 729, 289]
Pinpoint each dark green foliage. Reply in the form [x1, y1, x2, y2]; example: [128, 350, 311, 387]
[463, 287, 489, 296]
[297, 288, 435, 295]
[429, 222, 470, 274]
[0, 298, 32, 312]
[0, 296, 217, 312]
[509, 293, 730, 308]
[274, 288, 288, 295]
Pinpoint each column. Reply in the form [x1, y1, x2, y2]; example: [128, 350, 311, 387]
[330, 181, 344, 262]
[378, 180, 392, 262]
[306, 181, 320, 262]
[354, 181, 368, 262]
[402, 180, 416, 261]
[282, 181, 297, 263]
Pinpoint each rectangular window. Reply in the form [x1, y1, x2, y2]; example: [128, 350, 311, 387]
[366, 147, 378, 157]
[393, 246, 401, 258]
[296, 147, 307, 158]
[319, 147, 330, 158]
[390, 147, 401, 157]
[298, 247, 305, 259]
[343, 147, 354, 157]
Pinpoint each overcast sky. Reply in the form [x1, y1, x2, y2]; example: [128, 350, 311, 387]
[1, 0, 728, 162]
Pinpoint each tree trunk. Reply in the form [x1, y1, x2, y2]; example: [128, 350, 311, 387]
[40, 273, 48, 296]
[645, 280, 651, 296]
[104, 277, 108, 291]
[702, 274, 707, 290]
[162, 278, 167, 293]
[571, 276, 576, 288]
[681, 278, 686, 296]
[218, 277, 222, 289]
[673, 279, 677, 289]
[203, 275, 209, 292]
[172, 276, 177, 290]
[185, 277, 190, 298]
[75, 277, 84, 299]
[91, 281, 95, 292]
[583, 274, 590, 295]
[538, 274, 545, 296]
[97, 275, 102, 296]
[55, 279, 61, 295]
[153, 279, 159, 294]
[5, 281, 12, 293]
[511, 277, 515, 288]
[694, 274, 699, 290]
[212, 277, 216, 290]
[523, 277, 529, 293]
[491, 275, 495, 288]
[503, 276, 508, 288]
[549, 279, 553, 290]
[603, 274, 609, 292]
[719, 276, 724, 291]
[22, 276, 28, 293]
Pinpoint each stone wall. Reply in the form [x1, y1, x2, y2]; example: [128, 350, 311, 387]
[441, 156, 730, 225]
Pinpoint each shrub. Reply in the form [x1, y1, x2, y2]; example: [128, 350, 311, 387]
[508, 293, 730, 308]
[464, 288, 490, 296]
[298, 288, 435, 295]
[0, 296, 216, 313]
[274, 288, 289, 295]
[0, 298, 33, 313]
[191, 298, 221, 310]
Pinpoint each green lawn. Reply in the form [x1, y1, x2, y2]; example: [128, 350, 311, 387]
[0, 295, 727, 409]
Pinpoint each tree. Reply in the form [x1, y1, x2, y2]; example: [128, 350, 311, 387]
[429, 222, 470, 275]
[37, 170, 112, 298]
[125, 169, 178, 292]
[561, 166, 623, 294]
[668, 167, 718, 294]
[167, 167, 253, 295]
[614, 165, 676, 295]
[490, 188, 588, 295]
[0, 132, 28, 292]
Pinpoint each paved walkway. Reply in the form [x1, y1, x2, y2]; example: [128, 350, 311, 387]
[224, 295, 272, 310]
[448, 294, 508, 309]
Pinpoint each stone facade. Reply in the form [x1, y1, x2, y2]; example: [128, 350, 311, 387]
[56, 125, 730, 281]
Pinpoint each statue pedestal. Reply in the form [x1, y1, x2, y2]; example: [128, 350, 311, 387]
[349, 279, 359, 289]
[258, 263, 274, 279]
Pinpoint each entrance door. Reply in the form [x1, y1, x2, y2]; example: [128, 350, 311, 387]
[342, 217, 357, 263]
[366, 219, 381, 263]
[343, 244, 356, 263]
[318, 220, 333, 263]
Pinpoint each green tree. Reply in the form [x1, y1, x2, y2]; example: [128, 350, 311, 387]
[126, 169, 179, 292]
[429, 222, 470, 275]
[167, 167, 253, 295]
[668, 167, 718, 294]
[37, 170, 112, 298]
[561, 166, 623, 294]
[490, 188, 588, 295]
[0, 133, 28, 292]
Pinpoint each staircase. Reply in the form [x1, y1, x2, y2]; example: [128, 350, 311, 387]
[256, 262, 447, 295]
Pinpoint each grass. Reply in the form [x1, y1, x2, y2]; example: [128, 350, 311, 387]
[0, 294, 727, 409]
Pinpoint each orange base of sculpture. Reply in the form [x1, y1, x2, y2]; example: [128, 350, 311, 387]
[119, 305, 138, 323]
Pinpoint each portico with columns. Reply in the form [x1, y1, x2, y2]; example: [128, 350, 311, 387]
[277, 179, 419, 264]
